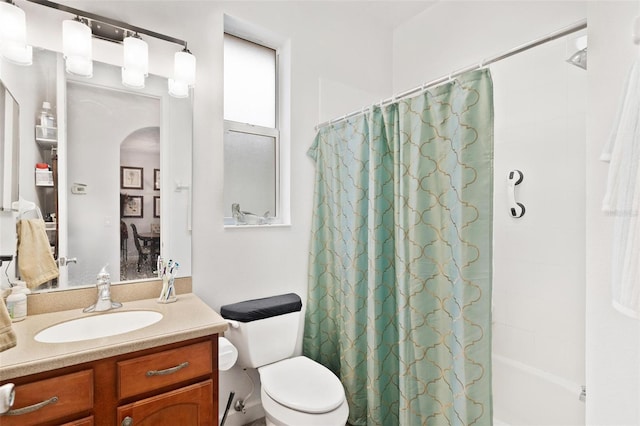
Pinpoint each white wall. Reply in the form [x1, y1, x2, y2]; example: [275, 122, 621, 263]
[586, 2, 640, 424]
[392, 1, 587, 92]
[490, 31, 586, 425]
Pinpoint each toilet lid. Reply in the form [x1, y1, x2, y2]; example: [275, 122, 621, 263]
[259, 356, 345, 414]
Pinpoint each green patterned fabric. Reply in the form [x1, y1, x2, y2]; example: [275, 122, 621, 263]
[304, 69, 494, 426]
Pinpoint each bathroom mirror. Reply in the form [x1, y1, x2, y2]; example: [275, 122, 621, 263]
[0, 79, 20, 211]
[0, 47, 192, 291]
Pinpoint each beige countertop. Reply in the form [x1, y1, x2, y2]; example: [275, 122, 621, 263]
[0, 293, 228, 381]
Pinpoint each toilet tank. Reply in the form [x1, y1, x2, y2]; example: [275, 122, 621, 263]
[220, 293, 302, 369]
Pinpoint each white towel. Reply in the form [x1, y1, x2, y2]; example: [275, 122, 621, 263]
[602, 60, 640, 215]
[0, 292, 17, 352]
[602, 59, 640, 318]
[17, 219, 59, 289]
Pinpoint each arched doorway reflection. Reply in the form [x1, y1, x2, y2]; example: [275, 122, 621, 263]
[119, 127, 160, 280]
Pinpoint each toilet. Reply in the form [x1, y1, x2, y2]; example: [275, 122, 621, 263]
[221, 293, 349, 426]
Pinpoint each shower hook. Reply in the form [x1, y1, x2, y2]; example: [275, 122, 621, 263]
[507, 170, 525, 218]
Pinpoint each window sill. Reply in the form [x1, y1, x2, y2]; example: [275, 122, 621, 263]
[223, 223, 291, 230]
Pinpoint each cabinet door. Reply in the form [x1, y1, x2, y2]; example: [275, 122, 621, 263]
[117, 380, 212, 426]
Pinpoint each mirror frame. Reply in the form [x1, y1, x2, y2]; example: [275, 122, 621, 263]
[0, 80, 20, 212]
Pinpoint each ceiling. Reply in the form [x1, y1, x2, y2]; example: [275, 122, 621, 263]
[355, 1, 437, 29]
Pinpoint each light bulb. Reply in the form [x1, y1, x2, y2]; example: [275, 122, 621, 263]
[174, 49, 196, 87]
[123, 35, 148, 74]
[65, 55, 93, 78]
[63, 19, 92, 77]
[122, 35, 148, 88]
[168, 78, 188, 98]
[122, 68, 145, 89]
[0, 2, 32, 65]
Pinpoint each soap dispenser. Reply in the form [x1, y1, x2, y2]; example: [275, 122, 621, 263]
[6, 282, 29, 322]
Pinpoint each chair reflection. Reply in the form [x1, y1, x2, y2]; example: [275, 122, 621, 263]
[130, 223, 160, 273]
[120, 221, 128, 261]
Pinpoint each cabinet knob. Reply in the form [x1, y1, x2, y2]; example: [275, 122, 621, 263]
[122, 416, 133, 426]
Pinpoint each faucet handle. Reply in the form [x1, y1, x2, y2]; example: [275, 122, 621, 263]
[82, 265, 120, 312]
[58, 256, 77, 266]
[97, 269, 110, 282]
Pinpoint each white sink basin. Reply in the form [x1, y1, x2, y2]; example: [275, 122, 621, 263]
[34, 310, 163, 343]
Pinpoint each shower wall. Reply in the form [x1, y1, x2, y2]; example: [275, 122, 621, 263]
[490, 32, 586, 425]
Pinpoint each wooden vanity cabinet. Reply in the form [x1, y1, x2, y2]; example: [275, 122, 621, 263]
[0, 335, 218, 426]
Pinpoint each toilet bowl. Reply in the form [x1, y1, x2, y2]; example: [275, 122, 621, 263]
[220, 293, 349, 426]
[258, 356, 349, 426]
[261, 385, 349, 426]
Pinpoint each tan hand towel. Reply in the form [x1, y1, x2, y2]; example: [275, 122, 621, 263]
[0, 295, 17, 352]
[17, 219, 59, 289]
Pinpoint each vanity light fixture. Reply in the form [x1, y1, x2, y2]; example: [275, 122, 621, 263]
[0, 0, 33, 66]
[62, 17, 92, 77]
[122, 33, 148, 88]
[22, 0, 195, 97]
[168, 47, 196, 98]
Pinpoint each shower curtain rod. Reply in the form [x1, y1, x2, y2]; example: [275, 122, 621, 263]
[315, 19, 587, 131]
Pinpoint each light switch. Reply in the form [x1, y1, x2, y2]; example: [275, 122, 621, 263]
[71, 183, 87, 194]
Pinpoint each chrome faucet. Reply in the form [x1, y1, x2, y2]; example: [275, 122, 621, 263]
[83, 266, 122, 313]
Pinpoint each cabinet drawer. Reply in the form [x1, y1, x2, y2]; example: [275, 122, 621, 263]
[118, 341, 212, 399]
[1, 370, 93, 426]
[61, 415, 94, 426]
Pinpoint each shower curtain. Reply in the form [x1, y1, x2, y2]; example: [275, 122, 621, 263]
[304, 69, 494, 426]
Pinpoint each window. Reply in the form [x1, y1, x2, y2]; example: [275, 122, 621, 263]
[223, 33, 279, 224]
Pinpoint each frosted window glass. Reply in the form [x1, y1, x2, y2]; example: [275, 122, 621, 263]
[224, 34, 276, 128]
[223, 130, 276, 216]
